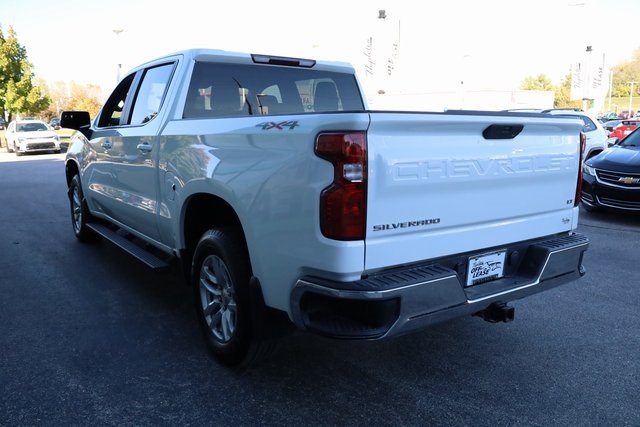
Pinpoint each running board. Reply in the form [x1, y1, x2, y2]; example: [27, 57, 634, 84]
[87, 222, 170, 270]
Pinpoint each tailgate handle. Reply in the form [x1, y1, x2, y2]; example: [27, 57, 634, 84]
[483, 124, 523, 140]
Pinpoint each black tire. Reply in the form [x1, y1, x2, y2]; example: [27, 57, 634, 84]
[6, 141, 12, 153]
[69, 175, 97, 242]
[192, 228, 270, 367]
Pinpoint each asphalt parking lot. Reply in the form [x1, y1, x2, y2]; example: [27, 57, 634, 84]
[1, 152, 638, 426]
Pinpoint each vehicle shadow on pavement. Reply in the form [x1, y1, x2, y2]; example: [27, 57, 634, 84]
[579, 205, 640, 231]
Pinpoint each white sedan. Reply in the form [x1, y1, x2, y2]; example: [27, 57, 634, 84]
[5, 119, 61, 155]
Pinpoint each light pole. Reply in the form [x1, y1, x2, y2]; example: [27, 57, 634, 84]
[459, 54, 470, 109]
[582, 45, 592, 112]
[628, 81, 637, 117]
[113, 29, 124, 82]
[607, 69, 613, 113]
[376, 10, 386, 98]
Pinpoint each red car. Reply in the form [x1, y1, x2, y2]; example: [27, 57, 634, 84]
[608, 119, 640, 141]
[618, 110, 635, 119]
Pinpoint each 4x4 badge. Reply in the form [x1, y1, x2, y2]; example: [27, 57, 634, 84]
[256, 121, 299, 130]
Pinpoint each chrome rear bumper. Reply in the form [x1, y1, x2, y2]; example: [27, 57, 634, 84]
[290, 233, 589, 339]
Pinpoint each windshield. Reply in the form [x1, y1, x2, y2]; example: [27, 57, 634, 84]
[17, 122, 49, 132]
[619, 128, 640, 147]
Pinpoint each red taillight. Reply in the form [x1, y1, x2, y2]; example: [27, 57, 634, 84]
[575, 132, 586, 207]
[315, 132, 367, 240]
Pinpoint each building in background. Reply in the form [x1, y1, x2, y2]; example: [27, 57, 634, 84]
[356, 9, 554, 112]
[369, 89, 554, 112]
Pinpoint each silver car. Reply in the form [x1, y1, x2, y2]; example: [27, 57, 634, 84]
[544, 110, 608, 159]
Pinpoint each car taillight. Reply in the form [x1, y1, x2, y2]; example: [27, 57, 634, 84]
[315, 132, 367, 240]
[575, 132, 586, 207]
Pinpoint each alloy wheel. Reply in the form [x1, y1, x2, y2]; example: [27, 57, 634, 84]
[199, 254, 237, 343]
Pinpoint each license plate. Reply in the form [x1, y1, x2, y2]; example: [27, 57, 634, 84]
[466, 250, 506, 287]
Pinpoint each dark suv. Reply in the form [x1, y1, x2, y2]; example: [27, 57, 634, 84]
[0, 117, 6, 130]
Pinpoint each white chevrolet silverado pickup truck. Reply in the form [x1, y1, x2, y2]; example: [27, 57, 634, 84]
[62, 49, 589, 366]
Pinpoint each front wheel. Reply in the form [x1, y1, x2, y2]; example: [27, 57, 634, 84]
[69, 175, 97, 242]
[192, 228, 272, 367]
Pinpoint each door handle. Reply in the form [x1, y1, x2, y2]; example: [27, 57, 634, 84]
[101, 140, 112, 149]
[137, 143, 153, 154]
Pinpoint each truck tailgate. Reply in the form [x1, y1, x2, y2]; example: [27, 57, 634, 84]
[365, 112, 584, 271]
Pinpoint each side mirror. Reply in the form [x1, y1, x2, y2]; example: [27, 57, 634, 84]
[60, 111, 92, 138]
[607, 138, 619, 147]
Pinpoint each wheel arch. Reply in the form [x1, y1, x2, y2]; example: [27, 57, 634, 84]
[585, 148, 602, 160]
[65, 159, 81, 187]
[180, 193, 250, 282]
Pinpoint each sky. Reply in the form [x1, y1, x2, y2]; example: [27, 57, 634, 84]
[3, 0, 640, 101]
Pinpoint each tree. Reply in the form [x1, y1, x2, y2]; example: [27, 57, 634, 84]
[38, 78, 67, 121]
[0, 26, 50, 120]
[38, 80, 102, 121]
[40, 80, 102, 121]
[553, 73, 582, 109]
[521, 48, 640, 108]
[610, 48, 640, 98]
[520, 74, 554, 91]
[66, 82, 103, 118]
[520, 72, 582, 109]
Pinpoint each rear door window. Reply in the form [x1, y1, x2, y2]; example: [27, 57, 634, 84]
[578, 115, 596, 132]
[553, 114, 595, 133]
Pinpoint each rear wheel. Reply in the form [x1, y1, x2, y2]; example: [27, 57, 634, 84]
[192, 228, 274, 367]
